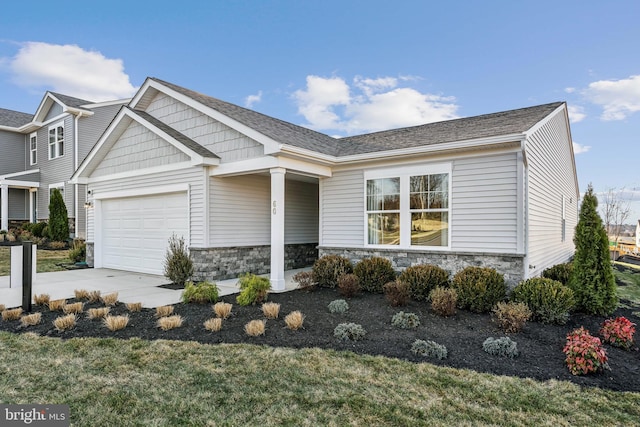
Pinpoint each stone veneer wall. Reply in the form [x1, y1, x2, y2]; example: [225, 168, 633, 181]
[318, 247, 526, 288]
[191, 243, 318, 282]
[86, 242, 94, 268]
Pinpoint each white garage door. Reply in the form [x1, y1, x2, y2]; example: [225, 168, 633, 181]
[101, 192, 188, 275]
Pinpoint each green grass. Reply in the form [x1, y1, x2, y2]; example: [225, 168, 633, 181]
[0, 332, 638, 426]
[0, 247, 69, 276]
[613, 262, 640, 314]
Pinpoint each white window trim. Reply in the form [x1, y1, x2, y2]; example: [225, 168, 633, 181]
[364, 163, 452, 250]
[49, 182, 65, 206]
[29, 132, 37, 165]
[48, 121, 64, 160]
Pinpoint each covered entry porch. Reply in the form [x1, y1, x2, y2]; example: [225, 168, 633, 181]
[0, 170, 40, 231]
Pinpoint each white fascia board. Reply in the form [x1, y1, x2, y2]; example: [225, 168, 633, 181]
[63, 106, 94, 117]
[32, 94, 55, 123]
[83, 161, 194, 184]
[209, 156, 332, 177]
[1, 169, 40, 179]
[0, 179, 40, 188]
[93, 183, 189, 200]
[81, 99, 131, 109]
[137, 79, 282, 154]
[522, 104, 566, 137]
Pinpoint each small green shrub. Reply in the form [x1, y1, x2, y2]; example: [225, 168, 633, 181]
[411, 339, 447, 360]
[334, 323, 366, 341]
[383, 280, 410, 307]
[69, 239, 86, 263]
[430, 286, 458, 317]
[511, 277, 575, 325]
[399, 264, 450, 302]
[328, 299, 349, 314]
[492, 301, 532, 333]
[338, 273, 361, 297]
[48, 188, 69, 241]
[451, 267, 506, 313]
[182, 281, 219, 304]
[391, 311, 420, 329]
[236, 273, 271, 306]
[354, 257, 396, 294]
[482, 337, 519, 358]
[542, 263, 573, 286]
[292, 271, 316, 291]
[30, 222, 47, 238]
[163, 234, 193, 285]
[312, 255, 353, 288]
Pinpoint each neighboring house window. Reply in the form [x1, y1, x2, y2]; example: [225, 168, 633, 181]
[48, 122, 64, 159]
[49, 183, 65, 205]
[29, 132, 37, 165]
[365, 164, 451, 248]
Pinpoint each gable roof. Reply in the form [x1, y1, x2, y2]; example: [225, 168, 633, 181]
[0, 107, 33, 127]
[49, 92, 93, 109]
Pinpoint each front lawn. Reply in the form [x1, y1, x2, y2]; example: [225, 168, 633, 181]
[0, 247, 69, 276]
[0, 332, 638, 426]
[614, 262, 640, 309]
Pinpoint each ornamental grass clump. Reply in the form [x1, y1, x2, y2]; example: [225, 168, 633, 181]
[245, 319, 266, 337]
[204, 318, 223, 332]
[74, 289, 90, 300]
[155, 305, 174, 318]
[563, 327, 609, 375]
[391, 311, 420, 329]
[33, 293, 50, 306]
[328, 299, 349, 314]
[0, 304, 4, 312]
[104, 315, 129, 331]
[262, 302, 281, 319]
[182, 281, 219, 304]
[87, 290, 102, 303]
[334, 323, 366, 341]
[312, 255, 353, 288]
[284, 311, 305, 330]
[492, 301, 532, 333]
[511, 277, 575, 325]
[354, 257, 396, 294]
[399, 264, 450, 302]
[383, 279, 410, 307]
[236, 273, 271, 306]
[87, 307, 110, 320]
[53, 314, 77, 332]
[20, 313, 42, 327]
[101, 292, 119, 306]
[163, 233, 194, 286]
[452, 267, 506, 313]
[600, 317, 636, 349]
[2, 308, 23, 321]
[429, 286, 458, 317]
[157, 315, 184, 331]
[126, 302, 142, 312]
[213, 302, 233, 319]
[63, 302, 84, 315]
[338, 273, 361, 297]
[411, 339, 448, 360]
[482, 337, 519, 358]
[48, 299, 66, 312]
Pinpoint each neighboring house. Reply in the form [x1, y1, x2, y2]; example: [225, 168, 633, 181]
[0, 93, 128, 237]
[636, 220, 640, 248]
[71, 77, 579, 288]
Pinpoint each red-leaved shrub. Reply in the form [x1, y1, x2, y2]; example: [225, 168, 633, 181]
[600, 316, 636, 349]
[563, 327, 609, 376]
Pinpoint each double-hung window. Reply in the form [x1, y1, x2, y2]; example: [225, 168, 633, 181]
[48, 122, 64, 159]
[365, 164, 451, 249]
[29, 132, 37, 165]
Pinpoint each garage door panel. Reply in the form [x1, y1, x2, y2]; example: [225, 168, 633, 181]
[101, 192, 188, 275]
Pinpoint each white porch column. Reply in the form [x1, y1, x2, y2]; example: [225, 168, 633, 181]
[1, 184, 8, 231]
[270, 167, 286, 291]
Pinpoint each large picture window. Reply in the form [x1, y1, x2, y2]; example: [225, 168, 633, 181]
[365, 164, 450, 249]
[48, 122, 64, 159]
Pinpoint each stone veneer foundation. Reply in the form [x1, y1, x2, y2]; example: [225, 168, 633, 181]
[191, 243, 318, 282]
[318, 247, 526, 288]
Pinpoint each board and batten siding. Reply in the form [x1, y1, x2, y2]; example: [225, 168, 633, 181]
[144, 92, 264, 163]
[91, 121, 190, 177]
[0, 130, 26, 174]
[451, 153, 519, 253]
[285, 179, 319, 244]
[86, 167, 205, 246]
[526, 108, 578, 278]
[319, 169, 364, 247]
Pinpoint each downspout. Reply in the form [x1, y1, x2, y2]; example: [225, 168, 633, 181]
[73, 112, 87, 239]
[520, 140, 530, 279]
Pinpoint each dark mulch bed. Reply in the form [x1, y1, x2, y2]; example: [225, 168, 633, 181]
[2, 286, 639, 393]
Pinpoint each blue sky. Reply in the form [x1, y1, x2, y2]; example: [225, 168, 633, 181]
[1, 1, 639, 222]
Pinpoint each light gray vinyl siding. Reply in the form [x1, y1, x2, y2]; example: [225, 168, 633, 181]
[451, 153, 519, 252]
[77, 104, 124, 162]
[8, 189, 28, 219]
[91, 121, 190, 177]
[210, 175, 270, 246]
[44, 103, 63, 121]
[86, 167, 205, 246]
[0, 130, 27, 174]
[76, 184, 87, 239]
[145, 92, 264, 162]
[526, 109, 578, 277]
[285, 179, 319, 244]
[319, 170, 364, 247]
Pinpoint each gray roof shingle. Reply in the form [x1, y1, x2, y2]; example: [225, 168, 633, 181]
[49, 92, 93, 109]
[129, 108, 219, 159]
[0, 108, 33, 127]
[150, 78, 563, 158]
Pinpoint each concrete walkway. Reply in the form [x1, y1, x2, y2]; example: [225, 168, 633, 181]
[0, 268, 304, 309]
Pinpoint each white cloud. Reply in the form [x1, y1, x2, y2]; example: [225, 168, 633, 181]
[4, 41, 137, 101]
[573, 141, 591, 154]
[245, 90, 262, 108]
[564, 87, 576, 93]
[567, 105, 586, 123]
[293, 75, 458, 134]
[584, 74, 640, 120]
